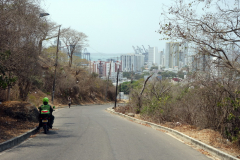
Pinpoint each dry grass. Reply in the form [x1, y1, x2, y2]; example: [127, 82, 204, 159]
[162, 123, 240, 157]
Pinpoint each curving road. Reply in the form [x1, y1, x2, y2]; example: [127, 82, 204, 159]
[0, 104, 210, 160]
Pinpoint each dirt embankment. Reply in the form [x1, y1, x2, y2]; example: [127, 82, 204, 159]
[0, 101, 38, 143]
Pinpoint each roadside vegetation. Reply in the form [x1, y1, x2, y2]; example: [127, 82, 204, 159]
[118, 68, 240, 156]
[119, 80, 141, 94]
[0, 0, 116, 143]
[123, 71, 150, 80]
[158, 71, 185, 79]
[2, 0, 240, 157]
[116, 0, 240, 155]
[0, 0, 116, 105]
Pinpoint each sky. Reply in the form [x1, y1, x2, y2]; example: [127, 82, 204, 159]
[40, 0, 170, 55]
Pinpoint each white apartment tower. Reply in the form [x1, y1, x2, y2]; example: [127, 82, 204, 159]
[148, 47, 160, 65]
[165, 42, 188, 69]
[121, 54, 144, 72]
[160, 50, 165, 67]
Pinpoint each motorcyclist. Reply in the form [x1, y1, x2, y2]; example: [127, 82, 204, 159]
[38, 97, 54, 129]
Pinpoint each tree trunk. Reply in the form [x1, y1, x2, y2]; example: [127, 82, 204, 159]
[7, 86, 10, 101]
[38, 39, 43, 55]
[70, 54, 73, 67]
[19, 80, 31, 101]
[69, 55, 72, 67]
[136, 74, 153, 113]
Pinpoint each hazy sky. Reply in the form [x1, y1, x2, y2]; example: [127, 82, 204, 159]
[41, 0, 169, 54]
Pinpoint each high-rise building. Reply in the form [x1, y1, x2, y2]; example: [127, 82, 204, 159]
[91, 60, 122, 82]
[121, 54, 144, 72]
[165, 42, 179, 69]
[148, 47, 160, 65]
[179, 42, 188, 67]
[190, 54, 213, 72]
[160, 50, 165, 67]
[165, 42, 188, 70]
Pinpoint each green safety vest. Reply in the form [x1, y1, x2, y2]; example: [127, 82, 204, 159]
[39, 104, 51, 114]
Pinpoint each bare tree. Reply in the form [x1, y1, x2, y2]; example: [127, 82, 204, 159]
[37, 21, 70, 55]
[61, 29, 88, 67]
[135, 74, 153, 113]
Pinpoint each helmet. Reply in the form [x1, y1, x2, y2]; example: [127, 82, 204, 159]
[43, 97, 49, 103]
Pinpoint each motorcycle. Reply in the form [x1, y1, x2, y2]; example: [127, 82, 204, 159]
[40, 114, 50, 134]
[39, 106, 55, 134]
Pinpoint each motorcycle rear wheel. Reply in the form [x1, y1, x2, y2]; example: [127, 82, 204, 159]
[43, 125, 47, 134]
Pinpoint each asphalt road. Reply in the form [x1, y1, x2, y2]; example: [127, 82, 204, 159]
[0, 104, 210, 160]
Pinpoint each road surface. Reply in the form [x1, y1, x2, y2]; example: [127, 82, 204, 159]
[0, 104, 210, 160]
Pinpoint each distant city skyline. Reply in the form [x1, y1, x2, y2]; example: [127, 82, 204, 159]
[41, 0, 169, 54]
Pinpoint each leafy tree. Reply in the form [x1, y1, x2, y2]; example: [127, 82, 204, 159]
[177, 71, 185, 79]
[72, 55, 89, 75]
[123, 71, 148, 80]
[150, 66, 158, 71]
[120, 81, 140, 94]
[43, 46, 68, 65]
[91, 72, 98, 78]
[158, 71, 185, 79]
[158, 71, 177, 79]
[72, 55, 88, 67]
[134, 74, 144, 80]
[123, 72, 132, 79]
[119, 82, 130, 94]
